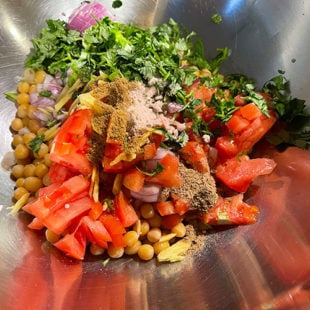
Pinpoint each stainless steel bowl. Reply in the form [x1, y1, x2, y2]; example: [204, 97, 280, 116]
[1, 1, 309, 309]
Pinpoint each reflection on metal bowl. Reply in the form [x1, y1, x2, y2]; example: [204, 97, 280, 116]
[0, 1, 309, 309]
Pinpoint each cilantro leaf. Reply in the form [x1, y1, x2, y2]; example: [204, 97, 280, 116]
[136, 162, 164, 177]
[28, 135, 45, 154]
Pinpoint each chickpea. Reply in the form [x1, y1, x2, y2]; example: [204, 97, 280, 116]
[11, 164, 25, 179]
[10, 118, 24, 132]
[36, 143, 49, 159]
[28, 84, 37, 94]
[171, 222, 186, 238]
[23, 132, 36, 145]
[90, 244, 105, 256]
[34, 163, 49, 178]
[15, 177, 25, 188]
[13, 187, 29, 200]
[137, 244, 154, 261]
[140, 203, 155, 219]
[12, 134, 24, 147]
[42, 173, 51, 186]
[45, 229, 60, 243]
[124, 240, 141, 255]
[133, 220, 150, 237]
[27, 105, 37, 119]
[147, 228, 162, 243]
[34, 70, 46, 84]
[23, 176, 43, 192]
[14, 144, 30, 160]
[17, 81, 30, 94]
[28, 119, 41, 134]
[16, 93, 30, 105]
[148, 213, 162, 228]
[23, 164, 36, 177]
[16, 104, 29, 118]
[153, 241, 170, 255]
[107, 244, 124, 259]
[124, 231, 139, 247]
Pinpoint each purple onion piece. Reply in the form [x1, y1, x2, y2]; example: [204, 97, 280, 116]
[167, 102, 183, 113]
[67, 2, 114, 33]
[130, 184, 162, 203]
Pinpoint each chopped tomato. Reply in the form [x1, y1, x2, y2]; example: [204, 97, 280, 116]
[122, 168, 145, 192]
[215, 156, 276, 192]
[161, 214, 183, 229]
[146, 153, 183, 187]
[201, 194, 259, 225]
[114, 191, 138, 227]
[99, 213, 126, 247]
[27, 217, 44, 230]
[185, 81, 216, 103]
[171, 193, 190, 216]
[54, 227, 87, 260]
[103, 142, 139, 173]
[49, 109, 92, 175]
[81, 216, 112, 248]
[39, 195, 94, 235]
[88, 201, 104, 220]
[216, 104, 277, 159]
[143, 143, 157, 160]
[156, 194, 189, 217]
[179, 141, 209, 173]
[156, 201, 175, 216]
[49, 162, 77, 184]
[23, 175, 90, 221]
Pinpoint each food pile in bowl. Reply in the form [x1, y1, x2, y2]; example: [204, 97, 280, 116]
[5, 1, 309, 262]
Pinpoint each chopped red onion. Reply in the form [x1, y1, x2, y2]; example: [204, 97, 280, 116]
[32, 97, 56, 108]
[67, 2, 113, 33]
[33, 110, 49, 122]
[29, 92, 39, 104]
[167, 102, 183, 113]
[153, 147, 173, 160]
[130, 184, 162, 203]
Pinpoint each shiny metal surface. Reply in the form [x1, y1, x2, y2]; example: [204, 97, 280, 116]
[0, 1, 309, 309]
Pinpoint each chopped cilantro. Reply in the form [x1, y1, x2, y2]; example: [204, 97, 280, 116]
[211, 13, 223, 24]
[28, 135, 45, 154]
[39, 90, 52, 97]
[136, 162, 164, 177]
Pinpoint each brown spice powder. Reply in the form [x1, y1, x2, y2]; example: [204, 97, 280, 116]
[161, 163, 218, 213]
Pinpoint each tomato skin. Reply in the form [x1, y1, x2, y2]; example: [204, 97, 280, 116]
[215, 156, 276, 192]
[49, 109, 92, 176]
[146, 153, 183, 187]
